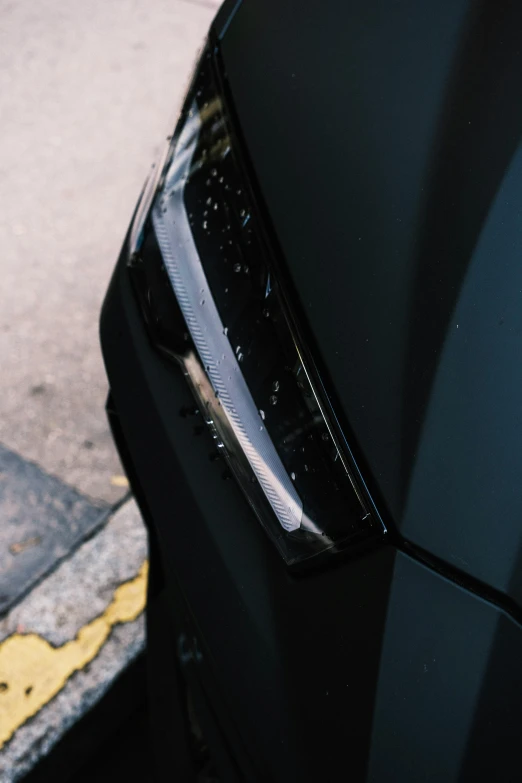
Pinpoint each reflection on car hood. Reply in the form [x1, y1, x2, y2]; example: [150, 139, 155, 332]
[221, 0, 522, 605]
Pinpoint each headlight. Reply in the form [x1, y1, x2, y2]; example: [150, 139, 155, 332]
[128, 43, 386, 567]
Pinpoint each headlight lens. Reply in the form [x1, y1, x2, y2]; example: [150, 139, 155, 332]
[128, 44, 385, 566]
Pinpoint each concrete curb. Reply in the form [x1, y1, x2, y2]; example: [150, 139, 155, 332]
[0, 499, 147, 782]
[0, 443, 132, 618]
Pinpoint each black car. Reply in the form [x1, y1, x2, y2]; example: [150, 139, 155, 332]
[100, 1, 522, 780]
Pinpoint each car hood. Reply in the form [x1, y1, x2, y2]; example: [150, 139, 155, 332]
[221, 0, 522, 605]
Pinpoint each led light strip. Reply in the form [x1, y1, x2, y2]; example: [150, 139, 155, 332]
[152, 103, 302, 532]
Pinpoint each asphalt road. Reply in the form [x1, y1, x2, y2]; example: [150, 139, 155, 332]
[0, 3, 220, 774]
[0, 0, 219, 504]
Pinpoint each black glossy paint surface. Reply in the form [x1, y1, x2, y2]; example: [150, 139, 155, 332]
[101, 242, 522, 781]
[221, 0, 522, 604]
[369, 553, 522, 783]
[100, 2, 522, 777]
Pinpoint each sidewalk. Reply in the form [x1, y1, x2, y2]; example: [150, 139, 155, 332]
[0, 0, 219, 777]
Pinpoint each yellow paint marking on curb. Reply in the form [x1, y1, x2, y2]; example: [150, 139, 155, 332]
[0, 560, 148, 749]
[110, 475, 129, 488]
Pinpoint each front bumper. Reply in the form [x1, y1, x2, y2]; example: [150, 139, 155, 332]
[101, 232, 522, 783]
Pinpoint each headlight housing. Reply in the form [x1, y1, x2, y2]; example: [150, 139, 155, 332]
[128, 43, 386, 567]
